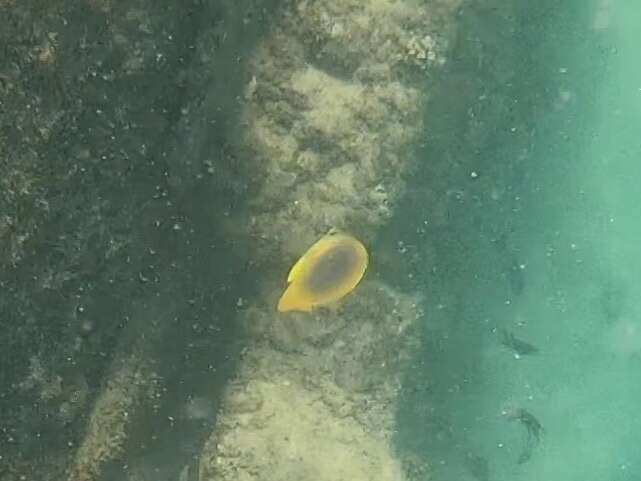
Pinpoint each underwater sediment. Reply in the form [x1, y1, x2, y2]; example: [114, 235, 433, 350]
[198, 1, 461, 480]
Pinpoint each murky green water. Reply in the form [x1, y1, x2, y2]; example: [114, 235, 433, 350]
[393, 1, 641, 479]
[2, 1, 640, 480]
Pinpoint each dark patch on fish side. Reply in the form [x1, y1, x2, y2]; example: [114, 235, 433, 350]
[304, 244, 357, 294]
[500, 329, 539, 356]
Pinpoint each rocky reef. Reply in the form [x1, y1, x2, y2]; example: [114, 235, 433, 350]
[197, 1, 461, 480]
[243, 0, 459, 260]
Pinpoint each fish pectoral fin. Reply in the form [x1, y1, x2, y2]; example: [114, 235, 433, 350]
[278, 284, 314, 313]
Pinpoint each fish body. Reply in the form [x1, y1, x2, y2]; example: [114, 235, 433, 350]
[500, 329, 539, 356]
[506, 408, 543, 464]
[278, 232, 368, 312]
[507, 260, 525, 295]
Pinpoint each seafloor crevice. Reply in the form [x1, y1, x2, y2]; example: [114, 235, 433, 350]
[197, 1, 461, 480]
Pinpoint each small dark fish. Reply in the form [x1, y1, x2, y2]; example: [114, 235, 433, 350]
[507, 260, 525, 295]
[506, 408, 543, 464]
[178, 457, 201, 481]
[500, 329, 539, 357]
[464, 452, 490, 481]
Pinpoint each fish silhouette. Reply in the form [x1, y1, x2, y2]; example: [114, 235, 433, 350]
[500, 329, 539, 357]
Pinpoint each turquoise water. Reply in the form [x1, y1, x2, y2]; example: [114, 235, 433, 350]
[393, 1, 641, 479]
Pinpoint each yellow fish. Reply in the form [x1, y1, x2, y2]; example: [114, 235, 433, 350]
[277, 232, 368, 312]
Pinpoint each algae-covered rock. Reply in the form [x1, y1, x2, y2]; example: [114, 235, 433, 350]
[200, 374, 404, 481]
[66, 354, 158, 481]
[241, 0, 460, 262]
[197, 1, 461, 480]
[201, 281, 423, 481]
[0, 1, 269, 479]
